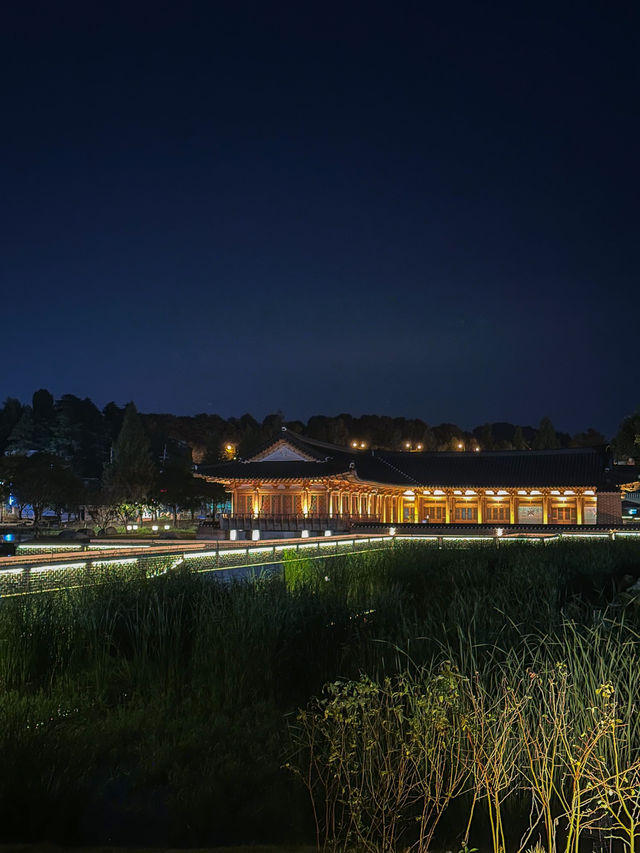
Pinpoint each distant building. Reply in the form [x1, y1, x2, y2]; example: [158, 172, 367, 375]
[199, 429, 638, 530]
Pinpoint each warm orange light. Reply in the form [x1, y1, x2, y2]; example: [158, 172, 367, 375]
[416, 443, 423, 450]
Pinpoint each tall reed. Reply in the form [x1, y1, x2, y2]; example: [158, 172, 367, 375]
[0, 539, 638, 846]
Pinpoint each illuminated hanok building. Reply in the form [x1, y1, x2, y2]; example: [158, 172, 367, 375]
[201, 429, 636, 533]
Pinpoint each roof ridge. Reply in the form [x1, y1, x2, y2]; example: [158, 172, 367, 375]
[374, 452, 421, 486]
[280, 427, 353, 455]
[383, 447, 603, 458]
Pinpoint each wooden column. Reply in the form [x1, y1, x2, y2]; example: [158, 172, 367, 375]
[576, 496, 583, 525]
[253, 487, 260, 516]
[509, 494, 516, 525]
[328, 491, 333, 518]
[477, 495, 483, 524]
[542, 494, 549, 525]
[445, 494, 452, 524]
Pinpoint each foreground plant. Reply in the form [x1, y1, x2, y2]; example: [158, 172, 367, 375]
[516, 663, 571, 853]
[288, 665, 471, 853]
[580, 683, 640, 853]
[406, 662, 470, 852]
[464, 674, 524, 853]
[289, 674, 415, 852]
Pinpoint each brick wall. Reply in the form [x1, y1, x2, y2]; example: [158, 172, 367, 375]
[596, 491, 622, 524]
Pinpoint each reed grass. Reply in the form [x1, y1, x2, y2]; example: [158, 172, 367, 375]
[0, 539, 638, 848]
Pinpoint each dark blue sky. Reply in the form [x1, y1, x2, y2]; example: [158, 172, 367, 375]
[2, 1, 638, 436]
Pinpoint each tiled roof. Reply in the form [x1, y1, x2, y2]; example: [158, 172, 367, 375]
[200, 459, 351, 480]
[200, 429, 618, 489]
[357, 448, 614, 488]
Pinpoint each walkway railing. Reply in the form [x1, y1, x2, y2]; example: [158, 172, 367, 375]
[0, 534, 394, 597]
[212, 513, 380, 531]
[2, 526, 639, 598]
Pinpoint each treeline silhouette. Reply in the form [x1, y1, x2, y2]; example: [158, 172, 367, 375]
[0, 389, 616, 480]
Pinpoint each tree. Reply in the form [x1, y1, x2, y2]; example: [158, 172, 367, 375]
[613, 409, 640, 462]
[153, 444, 225, 525]
[103, 402, 157, 515]
[476, 423, 495, 451]
[31, 388, 56, 452]
[0, 398, 24, 455]
[3, 453, 82, 530]
[55, 395, 110, 477]
[6, 407, 35, 455]
[569, 428, 606, 448]
[433, 423, 464, 451]
[0, 472, 10, 520]
[513, 426, 528, 450]
[0, 455, 29, 518]
[83, 482, 120, 532]
[102, 401, 126, 443]
[533, 417, 561, 450]
[154, 455, 194, 526]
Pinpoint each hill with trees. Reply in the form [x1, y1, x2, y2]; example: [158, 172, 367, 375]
[0, 389, 636, 530]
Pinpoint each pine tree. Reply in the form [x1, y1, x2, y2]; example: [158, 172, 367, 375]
[32, 389, 57, 453]
[613, 409, 640, 461]
[6, 407, 35, 454]
[533, 417, 560, 450]
[513, 426, 527, 450]
[103, 402, 157, 505]
[0, 398, 24, 454]
[478, 423, 495, 451]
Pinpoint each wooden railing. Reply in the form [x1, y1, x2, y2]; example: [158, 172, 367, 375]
[204, 513, 382, 531]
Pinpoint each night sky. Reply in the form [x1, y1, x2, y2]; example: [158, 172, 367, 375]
[3, 1, 638, 436]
